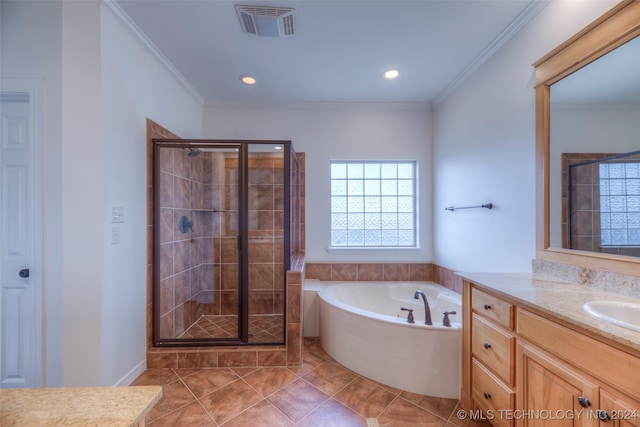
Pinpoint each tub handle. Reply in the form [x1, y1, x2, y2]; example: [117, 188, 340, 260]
[401, 307, 415, 324]
[442, 311, 457, 327]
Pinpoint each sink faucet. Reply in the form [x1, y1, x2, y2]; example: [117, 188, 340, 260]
[413, 290, 433, 325]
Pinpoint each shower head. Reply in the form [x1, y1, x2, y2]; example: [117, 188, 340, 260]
[187, 147, 201, 157]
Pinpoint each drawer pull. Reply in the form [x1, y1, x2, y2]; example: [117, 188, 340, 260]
[483, 392, 492, 399]
[577, 397, 591, 408]
[596, 410, 610, 421]
[483, 304, 492, 310]
[483, 342, 491, 349]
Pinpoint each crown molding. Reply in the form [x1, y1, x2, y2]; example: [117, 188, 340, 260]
[101, 0, 549, 110]
[203, 101, 432, 112]
[100, 0, 204, 105]
[432, 0, 551, 107]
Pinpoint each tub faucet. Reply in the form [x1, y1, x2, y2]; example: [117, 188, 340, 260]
[413, 290, 432, 325]
[442, 311, 457, 327]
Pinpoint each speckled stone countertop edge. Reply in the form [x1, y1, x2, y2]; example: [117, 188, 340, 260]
[455, 272, 640, 354]
[0, 385, 162, 427]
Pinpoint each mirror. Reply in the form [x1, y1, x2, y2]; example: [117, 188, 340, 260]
[549, 35, 640, 256]
[556, 150, 640, 256]
[534, 0, 640, 272]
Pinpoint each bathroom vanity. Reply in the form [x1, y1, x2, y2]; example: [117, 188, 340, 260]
[459, 272, 640, 427]
[462, 3, 640, 424]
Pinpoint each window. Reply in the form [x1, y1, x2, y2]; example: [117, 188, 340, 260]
[330, 161, 417, 247]
[599, 162, 640, 246]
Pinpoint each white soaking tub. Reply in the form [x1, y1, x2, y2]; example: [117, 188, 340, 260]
[318, 281, 461, 398]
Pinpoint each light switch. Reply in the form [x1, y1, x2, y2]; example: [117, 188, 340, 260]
[112, 206, 125, 223]
[111, 226, 120, 244]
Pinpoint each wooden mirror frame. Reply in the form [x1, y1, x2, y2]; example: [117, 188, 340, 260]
[534, 0, 640, 276]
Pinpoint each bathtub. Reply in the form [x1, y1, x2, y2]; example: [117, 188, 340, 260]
[318, 281, 461, 398]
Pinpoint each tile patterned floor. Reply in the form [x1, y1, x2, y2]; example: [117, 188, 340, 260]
[131, 338, 490, 426]
[179, 314, 284, 343]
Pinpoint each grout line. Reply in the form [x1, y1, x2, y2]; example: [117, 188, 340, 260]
[266, 374, 331, 425]
[170, 366, 200, 380]
[357, 375, 401, 397]
[395, 394, 451, 423]
[292, 394, 332, 426]
[194, 377, 246, 427]
[218, 377, 269, 424]
[182, 368, 241, 393]
[146, 340, 464, 426]
[445, 403, 459, 424]
[446, 403, 468, 427]
[197, 397, 221, 426]
[322, 370, 358, 398]
[262, 399, 299, 426]
[179, 376, 202, 401]
[147, 377, 202, 425]
[377, 393, 401, 421]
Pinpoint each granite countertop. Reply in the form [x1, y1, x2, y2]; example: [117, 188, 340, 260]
[456, 272, 640, 354]
[0, 386, 162, 426]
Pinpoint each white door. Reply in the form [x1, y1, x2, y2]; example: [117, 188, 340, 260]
[0, 79, 43, 388]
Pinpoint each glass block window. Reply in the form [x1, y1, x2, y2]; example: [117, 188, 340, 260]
[599, 162, 640, 246]
[330, 161, 417, 247]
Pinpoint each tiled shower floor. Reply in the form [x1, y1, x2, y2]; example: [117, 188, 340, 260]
[179, 314, 284, 343]
[131, 338, 489, 426]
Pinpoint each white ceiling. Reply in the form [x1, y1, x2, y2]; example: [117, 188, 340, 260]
[115, 0, 544, 106]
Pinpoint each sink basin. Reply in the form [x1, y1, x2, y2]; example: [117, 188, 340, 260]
[583, 301, 640, 332]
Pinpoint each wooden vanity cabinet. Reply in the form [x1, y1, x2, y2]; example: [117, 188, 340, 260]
[461, 280, 640, 427]
[465, 287, 516, 427]
[471, 288, 514, 330]
[517, 342, 599, 427]
[472, 313, 515, 385]
[472, 358, 515, 427]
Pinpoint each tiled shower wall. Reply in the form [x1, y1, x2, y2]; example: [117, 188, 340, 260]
[214, 155, 287, 317]
[156, 146, 223, 339]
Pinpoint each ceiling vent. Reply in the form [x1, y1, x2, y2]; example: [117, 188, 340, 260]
[235, 5, 295, 37]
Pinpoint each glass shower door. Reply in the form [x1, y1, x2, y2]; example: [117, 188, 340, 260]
[154, 142, 242, 345]
[246, 143, 287, 343]
[153, 140, 292, 346]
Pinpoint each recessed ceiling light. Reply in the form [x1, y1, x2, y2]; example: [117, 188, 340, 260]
[240, 75, 257, 85]
[383, 69, 400, 80]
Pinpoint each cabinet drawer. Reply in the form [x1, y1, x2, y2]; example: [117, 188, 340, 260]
[472, 313, 515, 386]
[472, 359, 514, 427]
[472, 287, 513, 330]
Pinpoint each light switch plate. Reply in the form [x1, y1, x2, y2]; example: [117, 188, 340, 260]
[111, 205, 125, 223]
[111, 226, 120, 244]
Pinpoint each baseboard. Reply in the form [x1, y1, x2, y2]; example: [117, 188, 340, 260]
[113, 359, 146, 386]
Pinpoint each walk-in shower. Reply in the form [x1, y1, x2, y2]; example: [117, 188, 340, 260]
[152, 139, 300, 346]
